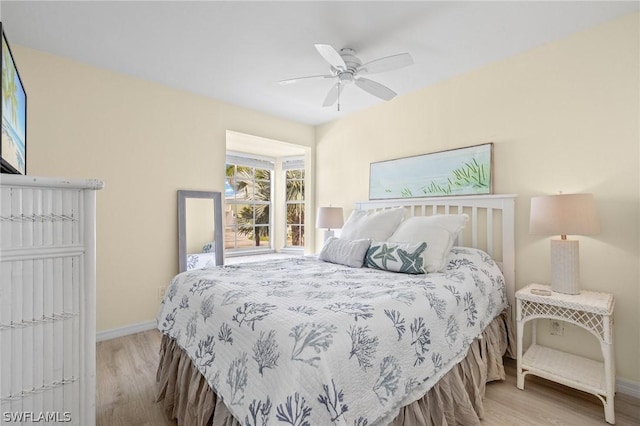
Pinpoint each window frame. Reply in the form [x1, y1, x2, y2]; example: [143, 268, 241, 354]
[283, 157, 306, 250]
[225, 153, 274, 254]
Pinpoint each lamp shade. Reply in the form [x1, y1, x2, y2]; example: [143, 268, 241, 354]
[529, 193, 600, 237]
[316, 207, 344, 230]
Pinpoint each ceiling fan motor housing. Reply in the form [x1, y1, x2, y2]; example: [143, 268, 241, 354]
[334, 48, 361, 83]
[339, 48, 361, 69]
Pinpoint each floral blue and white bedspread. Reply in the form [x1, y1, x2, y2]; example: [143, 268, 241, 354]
[156, 247, 507, 426]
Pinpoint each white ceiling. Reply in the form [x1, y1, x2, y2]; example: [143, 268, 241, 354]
[2, 1, 638, 126]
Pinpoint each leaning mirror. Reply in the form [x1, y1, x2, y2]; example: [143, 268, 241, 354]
[178, 190, 223, 272]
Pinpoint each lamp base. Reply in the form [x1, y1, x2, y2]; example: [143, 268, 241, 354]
[550, 239, 580, 295]
[323, 229, 335, 243]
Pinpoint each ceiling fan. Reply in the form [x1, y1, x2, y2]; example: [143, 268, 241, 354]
[279, 44, 413, 109]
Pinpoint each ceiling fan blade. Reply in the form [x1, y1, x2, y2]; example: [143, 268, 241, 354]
[358, 53, 413, 75]
[322, 83, 341, 107]
[355, 77, 397, 101]
[279, 75, 334, 85]
[315, 44, 347, 71]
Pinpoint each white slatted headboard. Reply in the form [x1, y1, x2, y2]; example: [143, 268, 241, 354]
[355, 194, 517, 308]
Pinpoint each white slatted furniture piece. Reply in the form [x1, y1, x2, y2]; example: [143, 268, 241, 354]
[516, 283, 615, 424]
[356, 194, 517, 309]
[0, 175, 103, 426]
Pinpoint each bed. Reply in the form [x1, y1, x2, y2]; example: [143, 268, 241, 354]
[156, 195, 516, 426]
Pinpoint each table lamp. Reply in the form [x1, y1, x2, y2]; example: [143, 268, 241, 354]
[316, 206, 344, 243]
[529, 193, 600, 294]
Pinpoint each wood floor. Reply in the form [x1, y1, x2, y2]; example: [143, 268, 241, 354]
[97, 329, 639, 426]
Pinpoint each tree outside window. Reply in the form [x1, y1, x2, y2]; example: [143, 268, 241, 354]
[225, 163, 272, 250]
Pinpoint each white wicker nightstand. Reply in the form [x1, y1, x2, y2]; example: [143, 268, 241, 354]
[516, 283, 616, 424]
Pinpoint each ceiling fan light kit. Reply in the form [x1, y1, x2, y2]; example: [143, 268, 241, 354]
[279, 44, 413, 109]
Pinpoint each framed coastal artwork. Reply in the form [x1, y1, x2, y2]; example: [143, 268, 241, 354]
[369, 143, 493, 199]
[1, 25, 27, 175]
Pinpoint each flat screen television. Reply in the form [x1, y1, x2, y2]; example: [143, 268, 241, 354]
[1, 22, 27, 175]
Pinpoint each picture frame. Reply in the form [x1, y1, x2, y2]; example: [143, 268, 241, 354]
[369, 143, 493, 199]
[1, 22, 27, 175]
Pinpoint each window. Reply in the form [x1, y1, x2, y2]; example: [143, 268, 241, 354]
[225, 155, 273, 251]
[284, 158, 305, 248]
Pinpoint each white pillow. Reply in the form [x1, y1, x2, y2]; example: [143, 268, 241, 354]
[340, 207, 405, 242]
[319, 237, 371, 268]
[388, 214, 469, 273]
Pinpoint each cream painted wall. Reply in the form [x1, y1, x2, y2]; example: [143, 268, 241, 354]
[11, 46, 315, 333]
[316, 13, 639, 383]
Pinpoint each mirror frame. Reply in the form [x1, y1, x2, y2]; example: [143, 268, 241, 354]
[178, 190, 223, 272]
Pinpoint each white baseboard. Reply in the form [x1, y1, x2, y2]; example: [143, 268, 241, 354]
[617, 377, 640, 399]
[96, 320, 157, 342]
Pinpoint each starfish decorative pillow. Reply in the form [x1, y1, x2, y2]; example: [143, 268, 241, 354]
[365, 241, 428, 274]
